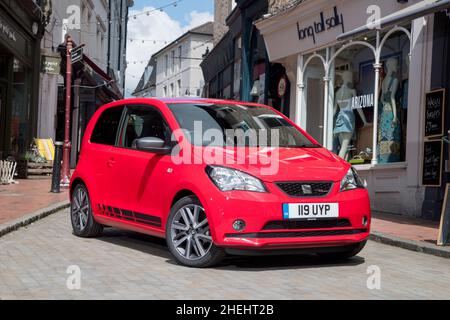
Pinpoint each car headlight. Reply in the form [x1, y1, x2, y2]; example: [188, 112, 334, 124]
[340, 167, 366, 192]
[205, 166, 267, 192]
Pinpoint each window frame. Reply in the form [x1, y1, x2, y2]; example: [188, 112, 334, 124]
[115, 104, 173, 151]
[90, 105, 126, 146]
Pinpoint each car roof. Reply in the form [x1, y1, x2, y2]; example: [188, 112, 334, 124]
[114, 97, 264, 107]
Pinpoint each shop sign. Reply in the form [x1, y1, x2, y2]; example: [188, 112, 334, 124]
[41, 56, 61, 75]
[424, 89, 445, 138]
[0, 18, 16, 42]
[296, 6, 344, 44]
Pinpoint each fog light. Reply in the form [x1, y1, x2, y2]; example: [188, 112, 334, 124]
[232, 219, 246, 231]
[362, 216, 368, 227]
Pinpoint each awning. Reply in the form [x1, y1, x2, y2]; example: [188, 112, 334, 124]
[82, 55, 123, 100]
[337, 0, 450, 41]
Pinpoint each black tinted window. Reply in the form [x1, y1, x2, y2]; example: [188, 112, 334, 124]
[118, 106, 170, 149]
[91, 106, 124, 145]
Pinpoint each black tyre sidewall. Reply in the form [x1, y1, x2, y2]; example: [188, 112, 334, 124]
[166, 196, 224, 268]
[71, 184, 102, 238]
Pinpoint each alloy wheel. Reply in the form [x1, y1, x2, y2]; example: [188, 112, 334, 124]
[71, 187, 90, 232]
[170, 204, 213, 261]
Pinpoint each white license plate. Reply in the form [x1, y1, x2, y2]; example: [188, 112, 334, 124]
[283, 203, 339, 219]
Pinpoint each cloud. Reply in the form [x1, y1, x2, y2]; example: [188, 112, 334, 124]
[125, 7, 213, 97]
[183, 10, 214, 32]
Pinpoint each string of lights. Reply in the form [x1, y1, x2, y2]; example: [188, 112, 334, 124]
[41, 36, 206, 67]
[52, 0, 184, 27]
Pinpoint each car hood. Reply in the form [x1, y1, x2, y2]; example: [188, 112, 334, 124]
[194, 146, 349, 183]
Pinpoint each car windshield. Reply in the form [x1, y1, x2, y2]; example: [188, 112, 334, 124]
[168, 103, 319, 148]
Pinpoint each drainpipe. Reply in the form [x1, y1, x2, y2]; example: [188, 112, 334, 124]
[107, 0, 111, 74]
[241, 16, 252, 101]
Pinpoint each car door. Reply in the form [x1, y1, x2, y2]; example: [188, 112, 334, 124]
[104, 104, 173, 230]
[88, 105, 126, 208]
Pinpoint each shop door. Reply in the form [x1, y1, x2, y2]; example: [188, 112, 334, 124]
[305, 66, 324, 144]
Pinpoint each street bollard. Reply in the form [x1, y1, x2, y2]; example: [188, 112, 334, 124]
[51, 142, 64, 193]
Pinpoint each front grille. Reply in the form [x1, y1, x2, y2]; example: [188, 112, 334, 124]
[225, 229, 367, 239]
[263, 218, 351, 230]
[276, 182, 333, 197]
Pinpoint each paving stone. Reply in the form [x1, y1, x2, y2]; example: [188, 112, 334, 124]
[0, 209, 450, 299]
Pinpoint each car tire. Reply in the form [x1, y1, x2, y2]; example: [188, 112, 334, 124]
[70, 183, 103, 238]
[166, 195, 225, 268]
[317, 240, 367, 261]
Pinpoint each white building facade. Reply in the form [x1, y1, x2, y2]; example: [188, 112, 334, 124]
[154, 22, 213, 98]
[256, 0, 449, 218]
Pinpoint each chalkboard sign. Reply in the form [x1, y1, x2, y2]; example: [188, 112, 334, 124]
[424, 89, 445, 138]
[438, 183, 450, 246]
[421, 140, 443, 187]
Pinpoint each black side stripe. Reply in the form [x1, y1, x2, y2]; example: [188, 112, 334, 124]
[133, 211, 161, 223]
[97, 204, 162, 227]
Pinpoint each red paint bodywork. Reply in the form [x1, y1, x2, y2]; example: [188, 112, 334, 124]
[70, 98, 371, 250]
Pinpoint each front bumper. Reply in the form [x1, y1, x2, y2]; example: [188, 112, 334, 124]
[203, 181, 371, 250]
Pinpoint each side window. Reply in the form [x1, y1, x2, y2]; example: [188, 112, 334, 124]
[91, 106, 124, 145]
[118, 105, 170, 149]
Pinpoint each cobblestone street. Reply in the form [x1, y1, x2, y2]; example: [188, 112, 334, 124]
[1, 209, 450, 300]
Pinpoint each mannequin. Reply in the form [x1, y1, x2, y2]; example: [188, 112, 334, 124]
[333, 70, 368, 159]
[378, 58, 401, 163]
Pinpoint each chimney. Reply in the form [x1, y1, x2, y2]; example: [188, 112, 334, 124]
[213, 0, 233, 45]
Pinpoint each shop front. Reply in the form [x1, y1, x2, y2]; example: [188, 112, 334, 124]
[55, 44, 123, 168]
[0, 1, 42, 159]
[256, 0, 450, 217]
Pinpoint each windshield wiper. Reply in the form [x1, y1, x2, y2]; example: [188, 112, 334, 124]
[287, 144, 322, 148]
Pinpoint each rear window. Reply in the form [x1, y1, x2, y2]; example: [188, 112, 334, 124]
[91, 106, 124, 145]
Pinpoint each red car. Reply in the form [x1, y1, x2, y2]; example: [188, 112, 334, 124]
[70, 98, 370, 267]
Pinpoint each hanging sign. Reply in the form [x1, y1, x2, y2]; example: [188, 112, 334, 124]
[277, 75, 287, 98]
[71, 46, 84, 64]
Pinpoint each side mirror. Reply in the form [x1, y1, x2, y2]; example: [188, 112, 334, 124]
[135, 137, 172, 155]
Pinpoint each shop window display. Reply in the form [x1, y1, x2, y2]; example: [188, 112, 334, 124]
[378, 57, 401, 163]
[327, 30, 410, 164]
[329, 44, 375, 162]
[333, 69, 370, 159]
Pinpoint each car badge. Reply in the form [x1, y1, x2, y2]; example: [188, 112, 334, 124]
[301, 184, 313, 194]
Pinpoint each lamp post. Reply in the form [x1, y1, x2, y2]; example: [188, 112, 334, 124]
[61, 35, 73, 187]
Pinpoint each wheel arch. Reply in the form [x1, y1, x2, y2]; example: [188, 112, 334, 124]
[166, 187, 219, 243]
[70, 177, 86, 196]
[170, 189, 197, 208]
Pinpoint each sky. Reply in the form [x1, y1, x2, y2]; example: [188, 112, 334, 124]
[125, 0, 214, 96]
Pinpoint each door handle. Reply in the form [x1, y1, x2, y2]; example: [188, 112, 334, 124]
[107, 158, 116, 168]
